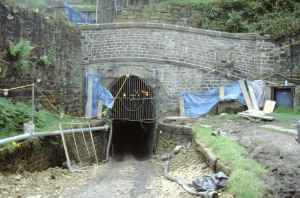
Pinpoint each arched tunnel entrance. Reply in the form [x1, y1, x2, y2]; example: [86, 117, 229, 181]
[110, 75, 156, 159]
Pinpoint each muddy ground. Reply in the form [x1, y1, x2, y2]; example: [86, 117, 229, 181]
[0, 143, 231, 198]
[197, 114, 300, 198]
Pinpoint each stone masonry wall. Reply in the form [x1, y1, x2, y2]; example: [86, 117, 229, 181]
[0, 2, 83, 114]
[80, 23, 288, 113]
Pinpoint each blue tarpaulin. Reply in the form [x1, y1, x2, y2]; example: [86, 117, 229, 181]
[182, 81, 245, 118]
[64, 3, 96, 24]
[86, 72, 114, 117]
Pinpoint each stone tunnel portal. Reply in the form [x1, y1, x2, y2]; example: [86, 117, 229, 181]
[110, 75, 156, 159]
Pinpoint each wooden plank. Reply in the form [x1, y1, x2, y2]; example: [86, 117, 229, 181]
[96, 101, 103, 119]
[164, 116, 190, 121]
[263, 100, 276, 114]
[247, 82, 259, 111]
[239, 80, 254, 110]
[85, 76, 93, 118]
[239, 111, 274, 121]
[261, 124, 297, 135]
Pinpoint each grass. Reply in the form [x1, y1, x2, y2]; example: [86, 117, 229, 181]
[193, 126, 267, 198]
[271, 106, 300, 127]
[72, 4, 97, 12]
[0, 97, 83, 138]
[35, 111, 82, 132]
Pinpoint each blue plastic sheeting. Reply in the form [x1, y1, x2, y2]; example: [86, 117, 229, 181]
[182, 81, 245, 118]
[86, 72, 114, 117]
[64, 3, 96, 24]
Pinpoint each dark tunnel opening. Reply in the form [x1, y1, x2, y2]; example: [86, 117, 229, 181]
[110, 75, 156, 160]
[112, 120, 155, 160]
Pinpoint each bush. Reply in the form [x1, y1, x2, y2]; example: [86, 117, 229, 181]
[159, 0, 300, 39]
[8, 39, 34, 74]
[225, 11, 248, 32]
[0, 98, 32, 135]
[257, 12, 300, 39]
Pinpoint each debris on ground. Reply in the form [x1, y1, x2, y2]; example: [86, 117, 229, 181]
[192, 172, 228, 192]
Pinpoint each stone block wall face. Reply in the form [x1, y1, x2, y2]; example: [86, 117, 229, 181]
[80, 23, 287, 112]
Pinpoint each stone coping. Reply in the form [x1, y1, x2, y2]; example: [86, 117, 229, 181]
[79, 22, 270, 41]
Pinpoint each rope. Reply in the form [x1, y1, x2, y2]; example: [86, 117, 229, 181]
[113, 75, 129, 100]
[0, 83, 34, 91]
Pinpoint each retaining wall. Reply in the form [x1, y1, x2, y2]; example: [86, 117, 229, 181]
[0, 2, 83, 114]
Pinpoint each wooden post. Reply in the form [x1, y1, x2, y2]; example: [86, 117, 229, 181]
[60, 123, 72, 171]
[85, 76, 93, 118]
[219, 86, 225, 101]
[97, 101, 103, 119]
[179, 96, 185, 116]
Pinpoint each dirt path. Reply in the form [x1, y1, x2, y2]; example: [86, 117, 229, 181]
[0, 146, 219, 198]
[63, 157, 158, 198]
[62, 147, 212, 198]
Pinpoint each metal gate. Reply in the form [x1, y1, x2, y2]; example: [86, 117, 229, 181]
[110, 75, 155, 121]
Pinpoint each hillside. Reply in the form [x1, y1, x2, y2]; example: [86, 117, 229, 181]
[116, 0, 300, 39]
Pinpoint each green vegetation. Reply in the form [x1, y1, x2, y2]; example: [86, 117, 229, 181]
[38, 47, 56, 66]
[8, 0, 96, 11]
[8, 39, 34, 74]
[9, 0, 48, 10]
[193, 126, 267, 198]
[72, 4, 97, 12]
[0, 97, 81, 138]
[6, 39, 58, 74]
[274, 105, 300, 114]
[159, 0, 300, 39]
[271, 106, 300, 126]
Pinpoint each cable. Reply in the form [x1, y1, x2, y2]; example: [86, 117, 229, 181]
[113, 75, 129, 100]
[0, 83, 34, 91]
